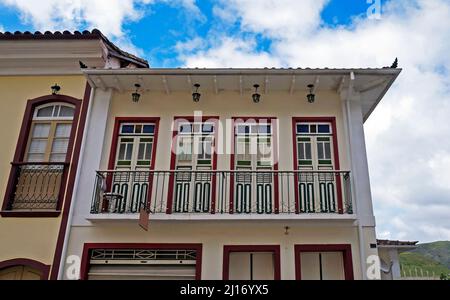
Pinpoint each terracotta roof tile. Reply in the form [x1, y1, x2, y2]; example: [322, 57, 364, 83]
[0, 29, 149, 68]
[377, 239, 419, 246]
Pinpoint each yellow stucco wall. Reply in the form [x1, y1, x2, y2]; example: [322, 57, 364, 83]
[100, 90, 350, 171]
[0, 75, 86, 266]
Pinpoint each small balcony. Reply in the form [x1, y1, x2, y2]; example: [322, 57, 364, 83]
[2, 162, 68, 215]
[90, 170, 354, 219]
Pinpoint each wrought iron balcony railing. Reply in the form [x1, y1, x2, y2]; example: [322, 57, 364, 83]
[91, 170, 353, 216]
[5, 162, 68, 211]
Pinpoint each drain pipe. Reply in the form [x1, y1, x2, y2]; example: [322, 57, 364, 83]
[57, 87, 96, 280]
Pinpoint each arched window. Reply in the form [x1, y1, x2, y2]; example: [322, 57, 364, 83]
[26, 103, 76, 163]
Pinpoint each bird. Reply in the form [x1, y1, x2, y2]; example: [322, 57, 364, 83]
[79, 61, 88, 69]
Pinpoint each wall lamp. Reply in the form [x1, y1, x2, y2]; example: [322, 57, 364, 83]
[307, 84, 316, 103]
[132, 84, 141, 103]
[51, 84, 61, 95]
[252, 84, 261, 103]
[192, 84, 201, 102]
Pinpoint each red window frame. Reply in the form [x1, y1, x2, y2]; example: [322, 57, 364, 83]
[106, 117, 161, 210]
[0, 258, 50, 280]
[80, 243, 203, 280]
[230, 117, 280, 214]
[291, 117, 343, 214]
[222, 245, 281, 280]
[294, 244, 354, 280]
[1, 94, 82, 217]
[167, 116, 219, 214]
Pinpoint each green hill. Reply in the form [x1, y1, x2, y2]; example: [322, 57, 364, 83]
[400, 241, 450, 278]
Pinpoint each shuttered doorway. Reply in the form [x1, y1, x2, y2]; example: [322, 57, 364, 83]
[87, 249, 198, 280]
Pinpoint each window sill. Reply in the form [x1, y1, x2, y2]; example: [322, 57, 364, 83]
[0, 210, 62, 218]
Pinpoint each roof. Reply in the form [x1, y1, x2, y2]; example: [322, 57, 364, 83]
[83, 67, 401, 122]
[377, 239, 419, 247]
[0, 29, 149, 68]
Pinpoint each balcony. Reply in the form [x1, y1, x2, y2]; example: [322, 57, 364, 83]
[2, 162, 68, 215]
[90, 170, 354, 220]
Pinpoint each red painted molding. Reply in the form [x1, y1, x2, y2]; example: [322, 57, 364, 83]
[294, 244, 354, 280]
[167, 116, 219, 214]
[2, 94, 82, 214]
[50, 84, 91, 280]
[291, 117, 343, 214]
[80, 243, 203, 280]
[222, 245, 281, 280]
[229, 117, 280, 214]
[0, 258, 50, 280]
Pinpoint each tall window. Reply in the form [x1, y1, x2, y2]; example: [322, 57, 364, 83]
[26, 103, 75, 163]
[295, 122, 336, 213]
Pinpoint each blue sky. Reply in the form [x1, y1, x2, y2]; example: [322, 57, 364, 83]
[0, 0, 449, 243]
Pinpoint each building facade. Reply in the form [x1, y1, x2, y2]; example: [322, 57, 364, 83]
[0, 30, 148, 280]
[60, 67, 401, 280]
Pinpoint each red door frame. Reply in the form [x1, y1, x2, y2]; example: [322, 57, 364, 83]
[223, 245, 281, 280]
[291, 117, 343, 214]
[106, 117, 160, 212]
[166, 116, 219, 214]
[294, 244, 354, 280]
[80, 243, 203, 280]
[229, 117, 280, 214]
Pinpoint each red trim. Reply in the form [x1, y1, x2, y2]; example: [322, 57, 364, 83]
[0, 258, 50, 280]
[222, 245, 281, 280]
[49, 84, 92, 279]
[0, 211, 61, 218]
[2, 94, 82, 215]
[80, 243, 203, 280]
[229, 117, 279, 214]
[106, 117, 161, 211]
[291, 117, 343, 214]
[294, 244, 354, 280]
[167, 116, 220, 214]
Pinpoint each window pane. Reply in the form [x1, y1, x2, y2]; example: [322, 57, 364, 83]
[237, 125, 249, 134]
[143, 125, 155, 134]
[203, 124, 214, 133]
[121, 125, 134, 134]
[180, 124, 192, 133]
[50, 153, 66, 162]
[305, 143, 312, 160]
[298, 143, 305, 160]
[298, 124, 309, 133]
[318, 124, 331, 134]
[135, 125, 142, 134]
[318, 143, 324, 159]
[118, 144, 126, 160]
[310, 125, 317, 133]
[51, 139, 69, 154]
[259, 125, 271, 134]
[138, 143, 145, 160]
[32, 123, 51, 138]
[145, 143, 153, 161]
[27, 153, 45, 162]
[55, 124, 72, 138]
[37, 106, 54, 117]
[59, 106, 75, 117]
[325, 143, 332, 160]
[125, 144, 133, 160]
[29, 139, 47, 153]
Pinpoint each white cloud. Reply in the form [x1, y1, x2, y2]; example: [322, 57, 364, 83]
[176, 0, 450, 243]
[0, 0, 203, 56]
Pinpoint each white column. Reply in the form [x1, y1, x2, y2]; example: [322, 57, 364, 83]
[72, 88, 113, 225]
[389, 249, 401, 280]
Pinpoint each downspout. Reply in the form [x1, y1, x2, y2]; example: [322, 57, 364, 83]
[57, 87, 96, 279]
[342, 73, 367, 280]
